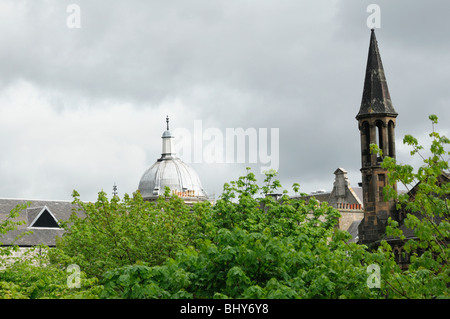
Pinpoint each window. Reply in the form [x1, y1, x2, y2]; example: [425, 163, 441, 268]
[394, 249, 400, 263]
[375, 120, 384, 161]
[361, 121, 370, 166]
[388, 120, 395, 158]
[28, 207, 60, 229]
[378, 174, 385, 201]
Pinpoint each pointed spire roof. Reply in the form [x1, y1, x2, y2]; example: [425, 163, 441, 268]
[356, 29, 397, 120]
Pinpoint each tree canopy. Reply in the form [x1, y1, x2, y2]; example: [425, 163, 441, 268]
[0, 115, 448, 299]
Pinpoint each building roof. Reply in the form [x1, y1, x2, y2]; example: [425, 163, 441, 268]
[0, 198, 77, 247]
[292, 168, 364, 209]
[346, 220, 362, 243]
[138, 156, 208, 200]
[356, 29, 397, 120]
[138, 116, 208, 201]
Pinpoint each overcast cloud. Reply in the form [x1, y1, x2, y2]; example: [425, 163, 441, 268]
[0, 0, 449, 202]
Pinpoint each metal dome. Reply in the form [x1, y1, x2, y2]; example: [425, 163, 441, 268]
[138, 156, 207, 200]
[138, 116, 208, 201]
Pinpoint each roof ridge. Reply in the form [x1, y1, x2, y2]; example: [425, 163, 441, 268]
[0, 197, 73, 203]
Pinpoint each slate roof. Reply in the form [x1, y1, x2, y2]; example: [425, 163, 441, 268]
[356, 29, 398, 120]
[346, 220, 362, 243]
[295, 186, 364, 208]
[0, 198, 78, 247]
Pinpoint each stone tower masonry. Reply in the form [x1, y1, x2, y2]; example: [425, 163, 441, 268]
[356, 29, 398, 245]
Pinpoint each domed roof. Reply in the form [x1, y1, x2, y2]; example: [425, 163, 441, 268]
[138, 157, 207, 200]
[162, 130, 172, 138]
[138, 116, 208, 201]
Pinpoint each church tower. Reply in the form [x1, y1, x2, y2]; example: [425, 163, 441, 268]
[356, 29, 398, 245]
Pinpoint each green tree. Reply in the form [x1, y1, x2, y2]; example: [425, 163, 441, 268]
[370, 114, 449, 298]
[0, 204, 102, 299]
[5, 115, 447, 299]
[51, 187, 213, 279]
[101, 169, 378, 299]
[0, 246, 101, 299]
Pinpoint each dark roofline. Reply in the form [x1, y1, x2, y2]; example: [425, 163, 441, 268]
[356, 29, 398, 120]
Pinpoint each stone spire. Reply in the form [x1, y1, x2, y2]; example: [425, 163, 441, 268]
[356, 30, 398, 246]
[356, 29, 397, 120]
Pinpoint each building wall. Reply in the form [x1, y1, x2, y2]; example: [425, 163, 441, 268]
[0, 246, 48, 270]
[337, 208, 364, 232]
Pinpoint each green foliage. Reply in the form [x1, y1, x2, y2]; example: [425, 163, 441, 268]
[0, 246, 101, 299]
[51, 189, 213, 279]
[2, 115, 448, 299]
[101, 228, 376, 299]
[100, 264, 194, 299]
[370, 115, 450, 298]
[213, 168, 340, 240]
[101, 169, 377, 299]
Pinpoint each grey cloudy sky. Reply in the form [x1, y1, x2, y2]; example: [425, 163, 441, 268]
[0, 0, 449, 202]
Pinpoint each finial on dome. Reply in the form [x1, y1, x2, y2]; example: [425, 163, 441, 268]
[166, 115, 169, 131]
